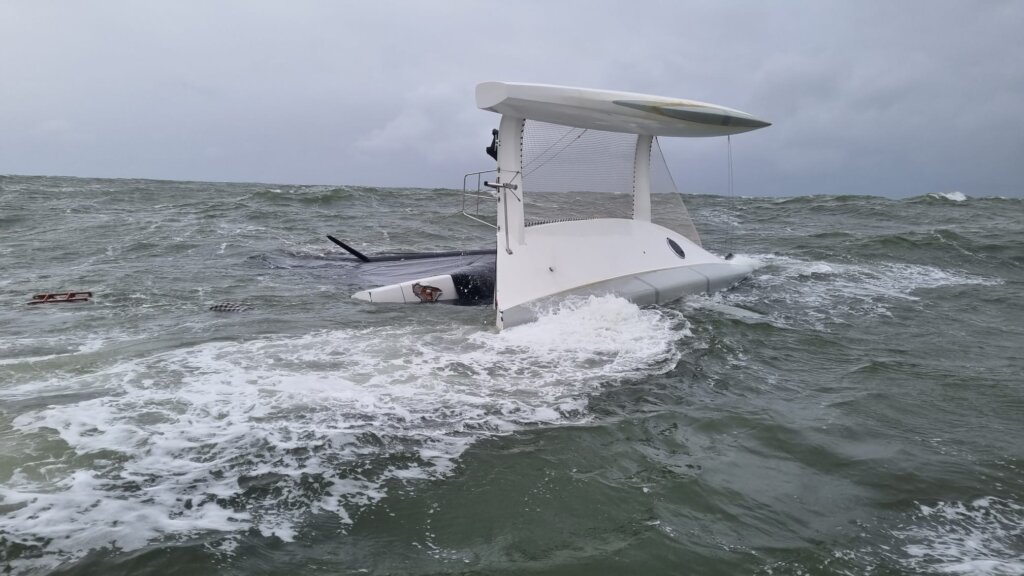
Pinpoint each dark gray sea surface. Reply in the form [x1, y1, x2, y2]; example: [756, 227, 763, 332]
[1, 176, 1021, 575]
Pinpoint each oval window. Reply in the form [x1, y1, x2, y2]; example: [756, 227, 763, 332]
[667, 238, 686, 259]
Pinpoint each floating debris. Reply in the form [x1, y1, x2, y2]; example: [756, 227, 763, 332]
[208, 302, 254, 312]
[28, 291, 93, 305]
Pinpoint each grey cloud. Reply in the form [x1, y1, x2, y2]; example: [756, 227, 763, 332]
[1, 1, 1021, 196]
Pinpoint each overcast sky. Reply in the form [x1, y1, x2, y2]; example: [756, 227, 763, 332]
[2, 1, 1022, 197]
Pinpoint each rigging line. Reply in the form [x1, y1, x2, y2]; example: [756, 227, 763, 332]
[654, 138, 701, 246]
[524, 124, 581, 172]
[522, 125, 579, 171]
[654, 137, 681, 194]
[523, 128, 589, 178]
[506, 171, 522, 201]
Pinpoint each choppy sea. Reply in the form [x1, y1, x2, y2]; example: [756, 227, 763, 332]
[1, 175, 1021, 575]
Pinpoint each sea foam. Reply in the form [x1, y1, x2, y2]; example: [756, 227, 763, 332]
[724, 254, 1002, 328]
[896, 497, 1024, 575]
[929, 191, 968, 202]
[0, 295, 684, 568]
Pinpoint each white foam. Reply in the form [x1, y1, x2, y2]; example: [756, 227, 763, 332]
[929, 191, 968, 202]
[896, 497, 1024, 575]
[1, 295, 683, 566]
[722, 254, 1002, 328]
[723, 253, 766, 271]
[696, 206, 742, 227]
[687, 298, 768, 323]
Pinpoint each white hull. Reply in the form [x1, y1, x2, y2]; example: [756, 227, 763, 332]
[347, 81, 768, 330]
[349, 218, 752, 329]
[496, 218, 751, 328]
[352, 274, 459, 304]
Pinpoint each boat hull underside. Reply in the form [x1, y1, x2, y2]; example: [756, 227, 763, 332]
[494, 218, 752, 328]
[351, 254, 495, 305]
[498, 261, 751, 328]
[349, 242, 752, 328]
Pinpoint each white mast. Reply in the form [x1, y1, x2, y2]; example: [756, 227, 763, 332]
[632, 134, 653, 222]
[493, 114, 524, 328]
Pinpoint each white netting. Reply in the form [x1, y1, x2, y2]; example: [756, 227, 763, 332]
[520, 120, 701, 246]
[651, 137, 701, 246]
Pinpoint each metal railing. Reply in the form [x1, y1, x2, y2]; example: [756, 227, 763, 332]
[461, 169, 498, 228]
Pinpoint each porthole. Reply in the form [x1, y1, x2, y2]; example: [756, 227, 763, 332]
[667, 238, 686, 259]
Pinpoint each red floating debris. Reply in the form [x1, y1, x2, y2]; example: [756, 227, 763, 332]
[27, 291, 93, 305]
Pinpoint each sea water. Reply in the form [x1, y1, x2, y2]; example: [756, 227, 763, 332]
[1, 176, 1021, 575]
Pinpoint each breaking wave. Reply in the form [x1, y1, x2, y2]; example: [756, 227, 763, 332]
[0, 295, 684, 570]
[894, 497, 1024, 575]
[928, 191, 968, 202]
[720, 254, 1002, 328]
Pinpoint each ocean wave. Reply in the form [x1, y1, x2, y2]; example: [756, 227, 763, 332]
[769, 194, 872, 205]
[246, 185, 367, 206]
[894, 497, 1024, 575]
[758, 496, 1024, 575]
[0, 295, 685, 570]
[842, 229, 988, 260]
[929, 191, 968, 202]
[724, 254, 1002, 329]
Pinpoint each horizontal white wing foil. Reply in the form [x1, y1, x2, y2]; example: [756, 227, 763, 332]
[476, 82, 769, 137]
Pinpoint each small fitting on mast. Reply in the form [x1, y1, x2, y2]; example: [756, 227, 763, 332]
[484, 181, 518, 191]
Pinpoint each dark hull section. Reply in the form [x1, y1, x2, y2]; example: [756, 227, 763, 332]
[328, 236, 496, 305]
[349, 251, 495, 305]
[450, 258, 496, 304]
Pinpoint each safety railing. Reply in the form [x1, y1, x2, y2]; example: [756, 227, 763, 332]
[461, 170, 498, 228]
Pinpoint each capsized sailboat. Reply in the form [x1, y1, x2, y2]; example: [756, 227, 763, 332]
[345, 82, 770, 329]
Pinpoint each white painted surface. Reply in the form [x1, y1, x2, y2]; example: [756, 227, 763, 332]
[633, 134, 653, 222]
[352, 274, 458, 304]
[495, 218, 746, 327]
[499, 260, 753, 328]
[495, 114, 525, 255]
[353, 82, 767, 330]
[476, 82, 769, 137]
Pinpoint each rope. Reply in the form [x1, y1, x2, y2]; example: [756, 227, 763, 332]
[523, 128, 588, 178]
